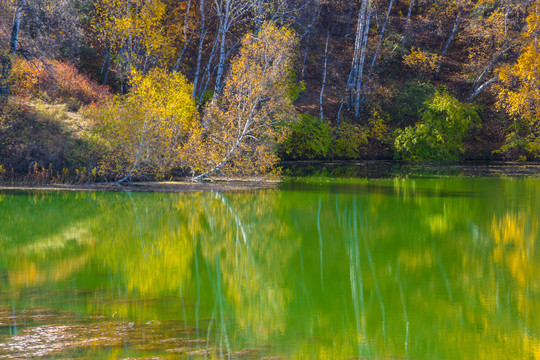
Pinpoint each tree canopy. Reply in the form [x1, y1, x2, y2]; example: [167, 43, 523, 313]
[1, 0, 539, 181]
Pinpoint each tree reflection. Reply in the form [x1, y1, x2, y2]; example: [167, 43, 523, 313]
[0, 177, 538, 359]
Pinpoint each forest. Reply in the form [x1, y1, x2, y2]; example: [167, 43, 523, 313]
[0, 0, 538, 182]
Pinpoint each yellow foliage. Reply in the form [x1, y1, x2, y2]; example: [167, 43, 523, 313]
[491, 209, 540, 333]
[90, 68, 196, 179]
[368, 111, 392, 144]
[403, 47, 442, 75]
[93, 0, 174, 77]
[182, 22, 298, 178]
[497, 41, 540, 119]
[495, 6, 540, 156]
[492, 211, 538, 288]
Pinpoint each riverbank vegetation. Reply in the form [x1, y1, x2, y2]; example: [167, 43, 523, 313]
[0, 0, 539, 182]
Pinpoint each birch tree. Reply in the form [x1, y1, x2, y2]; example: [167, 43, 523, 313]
[346, 0, 372, 119]
[0, 0, 24, 106]
[320, 29, 330, 121]
[212, 0, 253, 99]
[183, 22, 297, 179]
[435, 0, 471, 78]
[468, 0, 529, 102]
[495, 3, 540, 156]
[173, 0, 194, 71]
[363, 0, 396, 110]
[192, 0, 207, 98]
[401, 0, 415, 46]
[93, 0, 174, 91]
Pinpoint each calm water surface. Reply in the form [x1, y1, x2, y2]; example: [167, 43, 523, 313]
[0, 175, 539, 359]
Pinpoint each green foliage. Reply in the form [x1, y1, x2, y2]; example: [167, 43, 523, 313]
[394, 92, 480, 161]
[281, 114, 332, 160]
[197, 89, 214, 108]
[331, 120, 368, 159]
[390, 81, 437, 125]
[285, 69, 306, 102]
[494, 118, 540, 160]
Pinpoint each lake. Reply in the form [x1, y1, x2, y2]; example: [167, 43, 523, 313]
[0, 168, 539, 359]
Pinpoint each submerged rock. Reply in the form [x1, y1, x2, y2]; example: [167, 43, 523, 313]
[185, 348, 220, 356]
[0, 308, 269, 359]
[0, 325, 80, 358]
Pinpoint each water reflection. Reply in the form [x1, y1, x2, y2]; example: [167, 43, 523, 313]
[0, 177, 538, 359]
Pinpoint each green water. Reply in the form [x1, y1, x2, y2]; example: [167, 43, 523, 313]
[0, 176, 539, 359]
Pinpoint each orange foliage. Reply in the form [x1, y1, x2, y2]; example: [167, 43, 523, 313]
[11, 58, 111, 104]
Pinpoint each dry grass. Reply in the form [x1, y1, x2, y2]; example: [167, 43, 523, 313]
[0, 97, 100, 178]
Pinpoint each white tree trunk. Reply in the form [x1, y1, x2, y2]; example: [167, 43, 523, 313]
[468, 77, 498, 103]
[320, 30, 330, 121]
[213, 18, 228, 98]
[174, 0, 193, 72]
[117, 118, 149, 184]
[363, 0, 395, 111]
[400, 0, 415, 46]
[354, 1, 372, 119]
[436, 0, 470, 78]
[1, 0, 24, 104]
[193, 0, 207, 98]
[347, 0, 370, 109]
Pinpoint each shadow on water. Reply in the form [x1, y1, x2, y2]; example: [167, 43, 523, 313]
[281, 160, 540, 178]
[280, 180, 479, 198]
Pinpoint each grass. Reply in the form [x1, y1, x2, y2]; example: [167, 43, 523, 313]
[0, 97, 100, 182]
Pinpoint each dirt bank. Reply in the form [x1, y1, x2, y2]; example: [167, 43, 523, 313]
[0, 179, 279, 193]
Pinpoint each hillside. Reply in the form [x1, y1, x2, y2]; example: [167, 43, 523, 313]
[1, 0, 538, 182]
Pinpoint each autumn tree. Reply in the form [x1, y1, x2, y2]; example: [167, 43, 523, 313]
[212, 0, 253, 99]
[496, 3, 540, 157]
[347, 0, 373, 119]
[1, 0, 90, 107]
[92, 68, 196, 181]
[93, 0, 174, 90]
[183, 22, 297, 179]
[467, 0, 530, 102]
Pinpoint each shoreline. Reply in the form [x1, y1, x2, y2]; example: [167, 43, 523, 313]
[1, 161, 538, 193]
[0, 179, 279, 193]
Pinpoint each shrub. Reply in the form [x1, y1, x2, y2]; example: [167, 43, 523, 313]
[10, 58, 45, 98]
[367, 110, 393, 145]
[331, 120, 368, 159]
[494, 119, 540, 160]
[394, 92, 480, 161]
[390, 80, 437, 125]
[281, 113, 332, 160]
[403, 47, 442, 75]
[11, 58, 111, 105]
